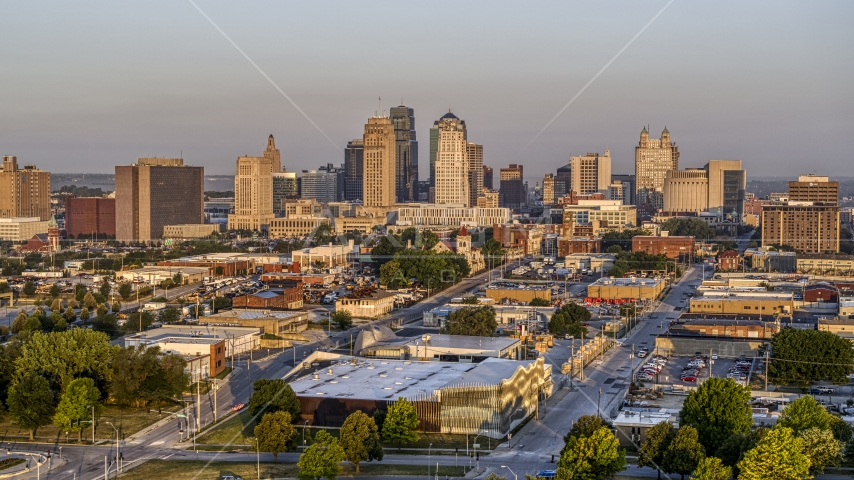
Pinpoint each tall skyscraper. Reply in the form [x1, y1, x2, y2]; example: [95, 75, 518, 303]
[363, 116, 396, 208]
[430, 111, 467, 196]
[116, 158, 204, 241]
[635, 127, 679, 209]
[390, 105, 418, 202]
[483, 165, 494, 190]
[344, 139, 364, 202]
[434, 115, 470, 206]
[0, 156, 51, 221]
[705, 160, 746, 220]
[499, 164, 524, 209]
[228, 155, 274, 232]
[264, 134, 282, 172]
[466, 143, 484, 207]
[663, 169, 709, 214]
[569, 151, 612, 196]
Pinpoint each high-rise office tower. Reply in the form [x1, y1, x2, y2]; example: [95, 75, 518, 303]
[0, 155, 51, 221]
[483, 165, 494, 191]
[300, 166, 339, 204]
[272, 172, 298, 215]
[116, 158, 204, 241]
[390, 105, 418, 202]
[704, 160, 746, 220]
[570, 151, 612, 196]
[761, 174, 840, 254]
[430, 111, 467, 199]
[344, 139, 364, 202]
[228, 155, 274, 232]
[542, 174, 558, 206]
[363, 116, 396, 208]
[610, 174, 635, 205]
[635, 127, 679, 208]
[499, 164, 524, 209]
[264, 134, 282, 172]
[434, 115, 470, 206]
[466, 143, 484, 207]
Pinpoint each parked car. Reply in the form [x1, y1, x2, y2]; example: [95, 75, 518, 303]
[681, 376, 698, 382]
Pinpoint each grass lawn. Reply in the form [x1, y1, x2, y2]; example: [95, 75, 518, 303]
[0, 458, 25, 471]
[117, 459, 466, 479]
[195, 411, 499, 451]
[0, 404, 181, 444]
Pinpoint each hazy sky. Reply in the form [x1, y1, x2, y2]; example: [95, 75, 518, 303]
[2, 1, 853, 181]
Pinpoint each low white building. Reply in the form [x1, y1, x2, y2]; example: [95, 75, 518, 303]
[124, 324, 261, 358]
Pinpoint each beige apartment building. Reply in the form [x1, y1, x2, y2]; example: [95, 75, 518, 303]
[569, 151, 611, 196]
[363, 116, 396, 208]
[761, 203, 840, 254]
[663, 169, 709, 213]
[282, 198, 322, 219]
[396, 204, 511, 229]
[228, 155, 275, 232]
[0, 156, 51, 221]
[788, 175, 838, 203]
[477, 189, 500, 208]
[434, 117, 471, 206]
[466, 143, 484, 207]
[635, 127, 679, 208]
[115, 158, 204, 242]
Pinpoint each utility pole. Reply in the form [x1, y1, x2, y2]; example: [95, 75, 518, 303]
[765, 351, 769, 391]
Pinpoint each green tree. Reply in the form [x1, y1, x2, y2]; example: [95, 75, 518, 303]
[118, 282, 133, 300]
[158, 307, 180, 323]
[777, 396, 833, 435]
[49, 283, 61, 298]
[67, 298, 79, 309]
[33, 298, 43, 308]
[6, 372, 56, 440]
[379, 260, 405, 289]
[549, 303, 591, 337]
[63, 306, 76, 322]
[99, 278, 111, 298]
[111, 301, 121, 313]
[660, 218, 715, 239]
[331, 310, 353, 330]
[50, 297, 62, 313]
[74, 284, 87, 302]
[441, 306, 497, 336]
[96, 303, 108, 316]
[138, 353, 189, 405]
[565, 415, 608, 444]
[297, 430, 346, 480]
[679, 378, 752, 456]
[254, 411, 295, 462]
[15, 329, 115, 391]
[557, 426, 626, 480]
[53, 316, 68, 332]
[92, 313, 118, 337]
[529, 297, 551, 306]
[460, 296, 480, 305]
[769, 329, 854, 387]
[53, 377, 103, 443]
[692, 457, 732, 480]
[662, 426, 705, 480]
[22, 280, 36, 297]
[11, 310, 27, 334]
[382, 397, 419, 450]
[339, 410, 383, 473]
[79, 306, 90, 321]
[799, 427, 843, 474]
[737, 427, 810, 480]
[82, 292, 98, 309]
[22, 315, 42, 333]
[109, 345, 162, 407]
[481, 238, 505, 270]
[247, 379, 301, 419]
[638, 421, 675, 479]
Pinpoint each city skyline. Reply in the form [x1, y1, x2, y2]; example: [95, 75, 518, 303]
[2, 1, 852, 178]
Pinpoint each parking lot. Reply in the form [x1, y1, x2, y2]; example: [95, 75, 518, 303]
[634, 353, 755, 387]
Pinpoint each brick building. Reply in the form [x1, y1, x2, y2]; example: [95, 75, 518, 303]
[232, 280, 303, 310]
[492, 223, 544, 256]
[65, 196, 116, 238]
[632, 235, 695, 260]
[557, 237, 603, 256]
[717, 250, 740, 271]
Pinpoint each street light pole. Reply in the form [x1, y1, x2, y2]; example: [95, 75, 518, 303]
[502, 466, 518, 480]
[106, 422, 120, 474]
[427, 443, 432, 479]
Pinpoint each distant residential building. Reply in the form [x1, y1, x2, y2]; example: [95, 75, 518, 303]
[65, 196, 116, 239]
[0, 156, 51, 221]
[390, 105, 418, 202]
[272, 172, 298, 215]
[363, 116, 396, 208]
[632, 235, 695, 260]
[761, 175, 840, 254]
[433, 112, 471, 206]
[344, 139, 364, 202]
[477, 189, 500, 208]
[558, 237, 603, 256]
[717, 250, 740, 271]
[635, 127, 679, 209]
[227, 154, 274, 233]
[396, 204, 510, 229]
[467, 143, 484, 208]
[117, 158, 204, 241]
[499, 164, 524, 209]
[569, 151, 612, 196]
